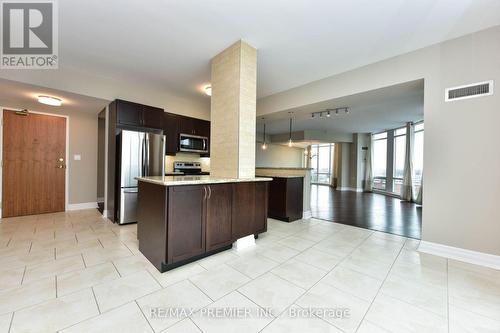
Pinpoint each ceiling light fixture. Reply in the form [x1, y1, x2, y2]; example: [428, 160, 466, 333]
[288, 112, 293, 147]
[261, 118, 267, 150]
[38, 95, 62, 107]
[311, 107, 349, 119]
[204, 85, 212, 96]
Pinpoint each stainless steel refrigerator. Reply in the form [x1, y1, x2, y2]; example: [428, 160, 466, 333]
[118, 130, 165, 224]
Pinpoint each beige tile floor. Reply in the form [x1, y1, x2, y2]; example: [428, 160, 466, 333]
[0, 209, 499, 332]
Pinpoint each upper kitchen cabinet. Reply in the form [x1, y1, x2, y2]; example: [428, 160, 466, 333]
[163, 112, 179, 156]
[114, 99, 164, 129]
[179, 116, 210, 137]
[142, 105, 164, 128]
[115, 100, 142, 126]
[196, 119, 210, 138]
[178, 116, 195, 135]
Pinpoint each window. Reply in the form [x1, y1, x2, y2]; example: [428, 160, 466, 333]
[371, 123, 424, 197]
[413, 123, 424, 193]
[373, 132, 387, 190]
[393, 127, 406, 194]
[311, 143, 334, 185]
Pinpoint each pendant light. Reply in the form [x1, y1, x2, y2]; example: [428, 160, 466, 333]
[288, 112, 293, 147]
[261, 119, 267, 150]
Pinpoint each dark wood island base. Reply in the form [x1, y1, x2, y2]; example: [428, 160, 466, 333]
[137, 178, 270, 273]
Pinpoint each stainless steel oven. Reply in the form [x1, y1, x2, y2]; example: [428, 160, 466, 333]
[179, 133, 208, 153]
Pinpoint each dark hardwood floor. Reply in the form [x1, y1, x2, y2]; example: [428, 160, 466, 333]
[311, 185, 422, 239]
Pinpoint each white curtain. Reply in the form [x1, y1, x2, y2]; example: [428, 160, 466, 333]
[415, 173, 423, 205]
[364, 134, 373, 192]
[331, 143, 341, 188]
[401, 122, 414, 201]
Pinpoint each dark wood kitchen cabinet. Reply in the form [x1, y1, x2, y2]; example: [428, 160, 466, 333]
[178, 116, 210, 137]
[114, 99, 164, 129]
[195, 119, 210, 138]
[167, 185, 205, 263]
[268, 177, 303, 222]
[163, 112, 179, 155]
[232, 181, 268, 239]
[206, 184, 233, 251]
[137, 180, 270, 272]
[142, 105, 164, 128]
[115, 100, 142, 126]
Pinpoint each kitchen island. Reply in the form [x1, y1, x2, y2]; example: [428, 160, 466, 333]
[136, 176, 272, 272]
[255, 167, 312, 220]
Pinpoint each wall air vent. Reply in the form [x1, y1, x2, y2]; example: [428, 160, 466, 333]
[445, 80, 493, 102]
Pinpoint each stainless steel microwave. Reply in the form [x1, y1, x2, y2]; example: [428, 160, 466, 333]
[179, 133, 209, 153]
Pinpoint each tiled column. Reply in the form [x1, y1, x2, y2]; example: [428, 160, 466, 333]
[210, 40, 257, 178]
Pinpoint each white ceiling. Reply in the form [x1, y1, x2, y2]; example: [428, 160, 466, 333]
[258, 80, 424, 135]
[0, 79, 109, 114]
[53, 0, 500, 100]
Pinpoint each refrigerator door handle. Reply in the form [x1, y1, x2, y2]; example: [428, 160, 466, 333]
[145, 134, 150, 176]
[162, 135, 166, 176]
[142, 133, 147, 177]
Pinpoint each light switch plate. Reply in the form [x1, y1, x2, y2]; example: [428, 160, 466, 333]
[74, 154, 81, 161]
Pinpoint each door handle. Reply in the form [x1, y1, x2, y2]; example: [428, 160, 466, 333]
[56, 165, 66, 169]
[203, 186, 207, 200]
[208, 186, 212, 199]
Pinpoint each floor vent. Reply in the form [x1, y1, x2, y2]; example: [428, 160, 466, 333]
[445, 80, 493, 102]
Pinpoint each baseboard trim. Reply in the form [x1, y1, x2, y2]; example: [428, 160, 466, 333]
[418, 241, 500, 270]
[67, 202, 98, 211]
[302, 210, 312, 219]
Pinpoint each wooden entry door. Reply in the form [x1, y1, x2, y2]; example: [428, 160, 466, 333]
[2, 110, 66, 217]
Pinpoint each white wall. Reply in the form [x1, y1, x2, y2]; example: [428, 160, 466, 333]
[255, 143, 304, 168]
[258, 25, 500, 256]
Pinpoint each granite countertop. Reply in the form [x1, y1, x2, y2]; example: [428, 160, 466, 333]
[256, 175, 304, 178]
[137, 175, 272, 186]
[255, 167, 313, 170]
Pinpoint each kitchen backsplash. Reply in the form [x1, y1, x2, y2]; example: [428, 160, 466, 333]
[165, 153, 210, 172]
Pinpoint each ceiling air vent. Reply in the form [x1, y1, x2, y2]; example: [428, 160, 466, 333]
[445, 80, 494, 102]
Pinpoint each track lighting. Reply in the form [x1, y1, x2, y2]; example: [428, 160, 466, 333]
[311, 107, 350, 119]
